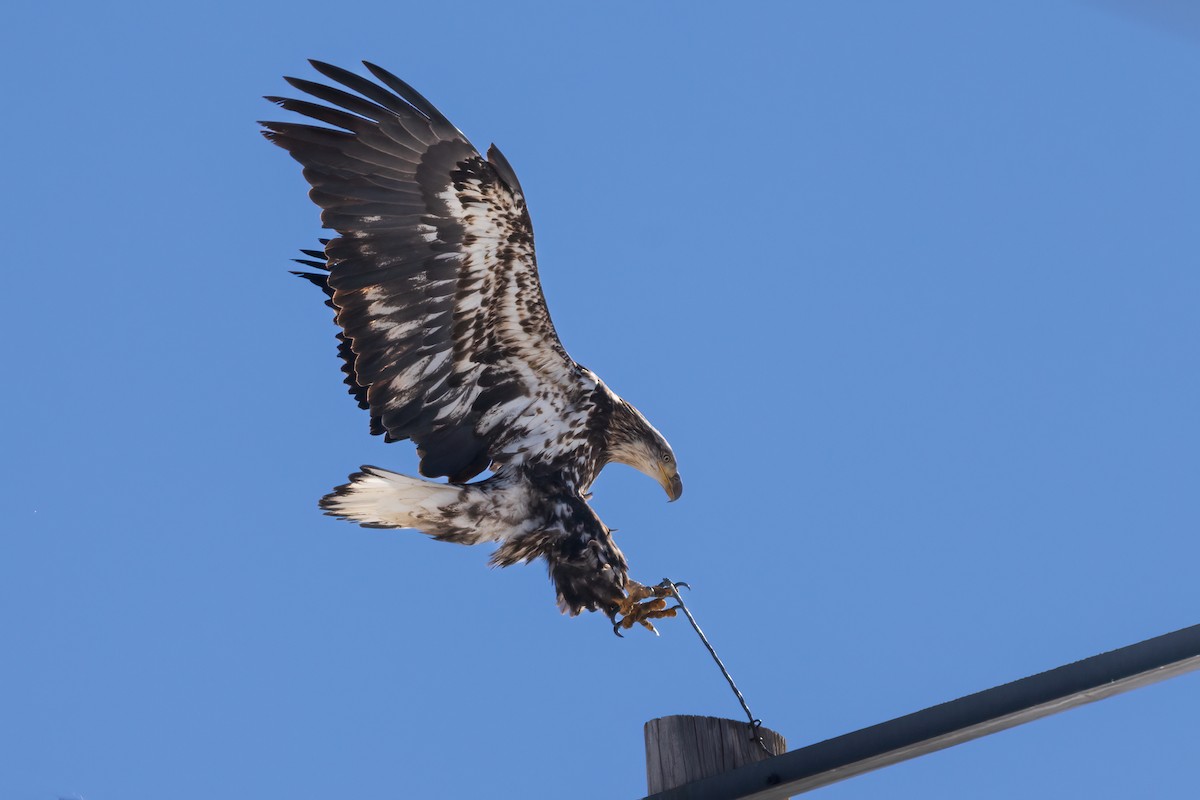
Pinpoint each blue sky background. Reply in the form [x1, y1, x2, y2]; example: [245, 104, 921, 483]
[3, 2, 1198, 798]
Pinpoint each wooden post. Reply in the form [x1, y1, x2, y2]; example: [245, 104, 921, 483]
[645, 715, 786, 794]
[642, 625, 1200, 800]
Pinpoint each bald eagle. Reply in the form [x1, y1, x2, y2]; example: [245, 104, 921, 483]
[262, 61, 683, 633]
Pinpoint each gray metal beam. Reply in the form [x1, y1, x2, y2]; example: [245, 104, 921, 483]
[641, 624, 1200, 800]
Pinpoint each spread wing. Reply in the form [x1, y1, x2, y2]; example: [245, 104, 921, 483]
[262, 61, 587, 482]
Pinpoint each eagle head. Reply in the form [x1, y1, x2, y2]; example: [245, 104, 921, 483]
[607, 401, 683, 502]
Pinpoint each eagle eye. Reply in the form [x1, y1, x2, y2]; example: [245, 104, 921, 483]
[661, 453, 672, 463]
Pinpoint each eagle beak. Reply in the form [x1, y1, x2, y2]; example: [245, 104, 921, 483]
[662, 470, 683, 503]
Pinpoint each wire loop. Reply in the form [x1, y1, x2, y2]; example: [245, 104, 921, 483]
[660, 578, 775, 756]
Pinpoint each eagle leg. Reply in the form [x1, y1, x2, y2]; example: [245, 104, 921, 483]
[610, 579, 680, 637]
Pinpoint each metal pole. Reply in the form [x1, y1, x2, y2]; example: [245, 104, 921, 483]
[642, 623, 1200, 800]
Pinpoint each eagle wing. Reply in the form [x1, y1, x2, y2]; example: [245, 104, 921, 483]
[262, 61, 586, 482]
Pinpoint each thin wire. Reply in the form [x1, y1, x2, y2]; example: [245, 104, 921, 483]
[662, 578, 775, 756]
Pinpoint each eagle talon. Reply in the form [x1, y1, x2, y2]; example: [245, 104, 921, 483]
[610, 580, 682, 637]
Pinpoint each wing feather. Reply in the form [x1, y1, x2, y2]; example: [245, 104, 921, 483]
[290, 255, 370, 413]
[264, 62, 588, 482]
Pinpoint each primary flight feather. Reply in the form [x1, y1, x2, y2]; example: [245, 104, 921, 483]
[262, 61, 683, 633]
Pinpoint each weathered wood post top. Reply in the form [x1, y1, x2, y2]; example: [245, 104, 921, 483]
[645, 715, 786, 795]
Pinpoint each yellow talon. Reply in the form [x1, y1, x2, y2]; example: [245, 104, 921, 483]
[611, 580, 681, 637]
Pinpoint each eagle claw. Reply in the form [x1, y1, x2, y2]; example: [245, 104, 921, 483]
[609, 579, 681, 637]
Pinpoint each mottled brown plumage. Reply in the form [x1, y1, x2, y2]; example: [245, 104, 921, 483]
[263, 61, 681, 629]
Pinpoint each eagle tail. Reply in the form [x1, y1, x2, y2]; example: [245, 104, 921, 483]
[319, 466, 488, 544]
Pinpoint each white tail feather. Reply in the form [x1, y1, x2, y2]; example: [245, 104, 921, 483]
[319, 466, 468, 530]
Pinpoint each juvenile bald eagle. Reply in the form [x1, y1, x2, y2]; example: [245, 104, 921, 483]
[262, 61, 682, 633]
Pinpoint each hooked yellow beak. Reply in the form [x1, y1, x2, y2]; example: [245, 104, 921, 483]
[659, 466, 683, 502]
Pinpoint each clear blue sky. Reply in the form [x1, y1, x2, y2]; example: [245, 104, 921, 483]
[3, 2, 1198, 798]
